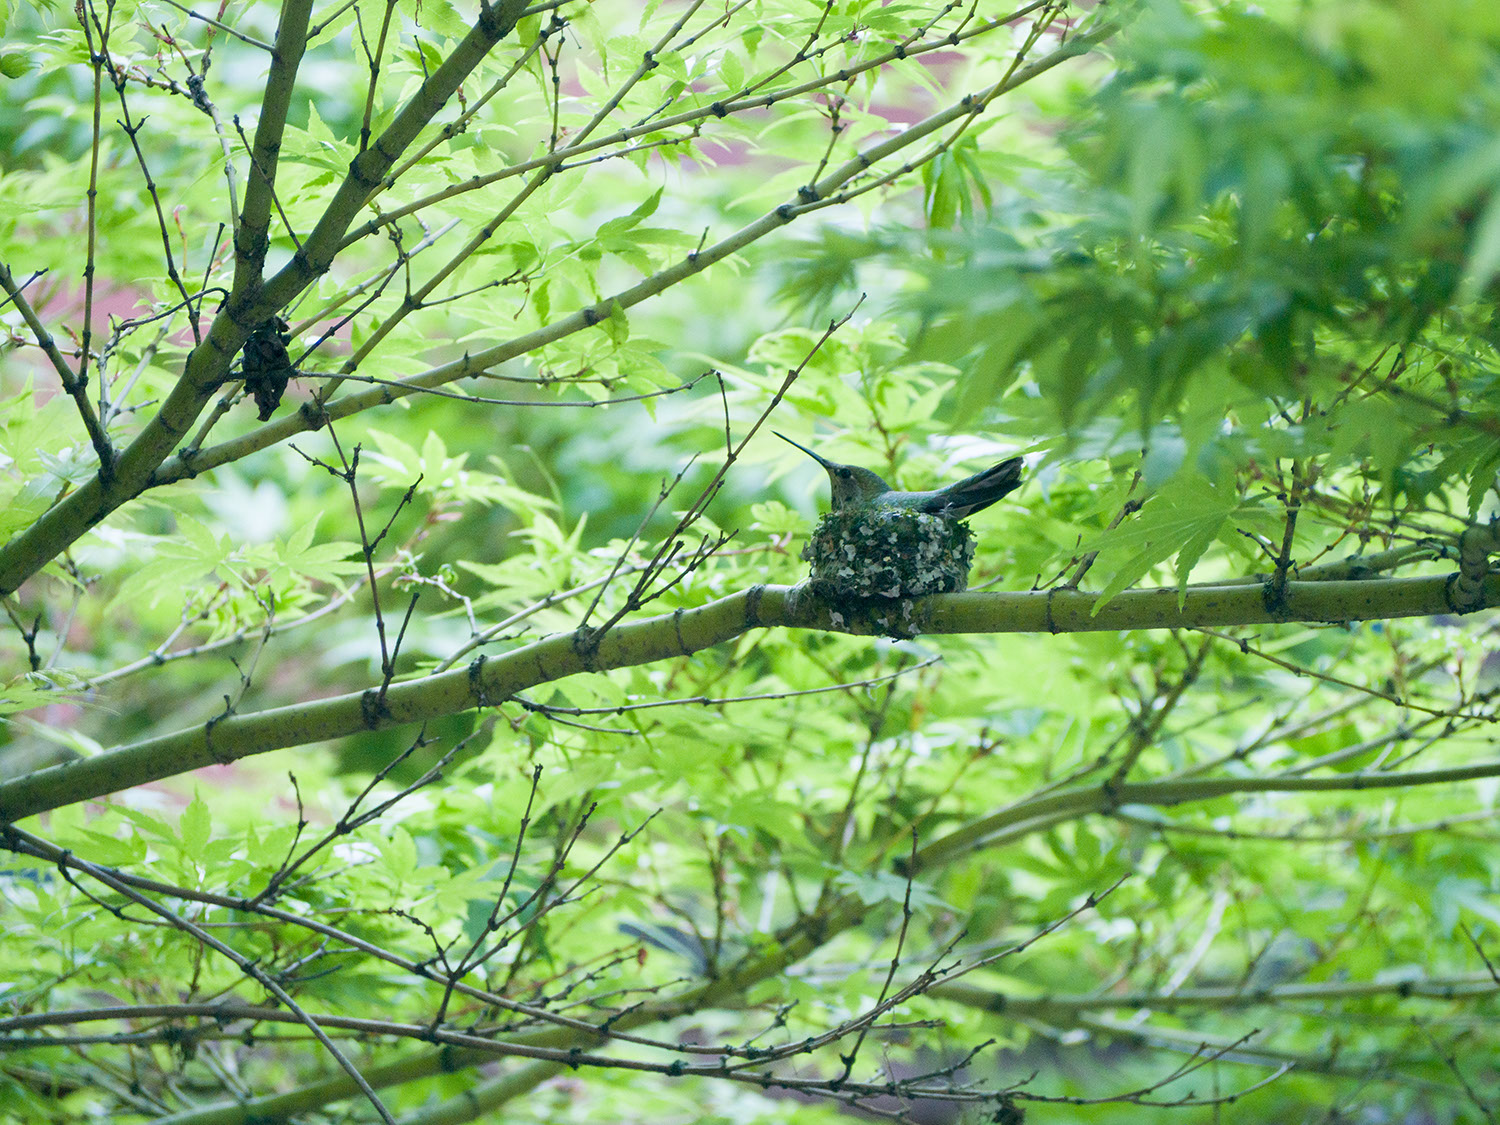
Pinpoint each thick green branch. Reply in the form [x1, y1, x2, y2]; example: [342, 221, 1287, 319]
[229, 0, 316, 293]
[0, 0, 529, 599]
[257, 0, 530, 311]
[0, 0, 318, 598]
[146, 22, 1119, 489]
[1, 572, 1494, 821]
[0, 12, 1105, 599]
[910, 755, 1500, 872]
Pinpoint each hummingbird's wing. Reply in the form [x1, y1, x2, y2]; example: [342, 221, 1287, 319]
[918, 456, 1024, 518]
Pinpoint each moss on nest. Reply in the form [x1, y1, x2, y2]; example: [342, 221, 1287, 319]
[801, 507, 975, 600]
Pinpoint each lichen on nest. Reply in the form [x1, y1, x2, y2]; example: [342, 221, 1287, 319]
[801, 507, 975, 601]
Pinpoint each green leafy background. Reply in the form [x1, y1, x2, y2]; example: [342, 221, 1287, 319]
[4, 0, 1500, 1121]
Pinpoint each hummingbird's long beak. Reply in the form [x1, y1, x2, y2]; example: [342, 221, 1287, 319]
[772, 430, 833, 469]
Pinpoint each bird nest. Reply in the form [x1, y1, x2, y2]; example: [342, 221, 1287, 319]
[802, 507, 975, 600]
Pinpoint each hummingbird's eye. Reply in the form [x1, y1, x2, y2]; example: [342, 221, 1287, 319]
[836, 468, 851, 478]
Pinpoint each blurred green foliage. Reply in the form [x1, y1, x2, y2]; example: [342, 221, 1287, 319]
[3, 1, 1500, 1122]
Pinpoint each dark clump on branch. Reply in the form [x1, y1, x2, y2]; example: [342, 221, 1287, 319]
[241, 316, 295, 421]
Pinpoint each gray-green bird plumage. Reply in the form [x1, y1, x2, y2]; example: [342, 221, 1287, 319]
[774, 432, 1024, 519]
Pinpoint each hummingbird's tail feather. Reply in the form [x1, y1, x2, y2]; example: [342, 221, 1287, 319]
[919, 456, 1025, 519]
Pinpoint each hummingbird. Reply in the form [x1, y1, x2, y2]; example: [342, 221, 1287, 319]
[774, 432, 1024, 519]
